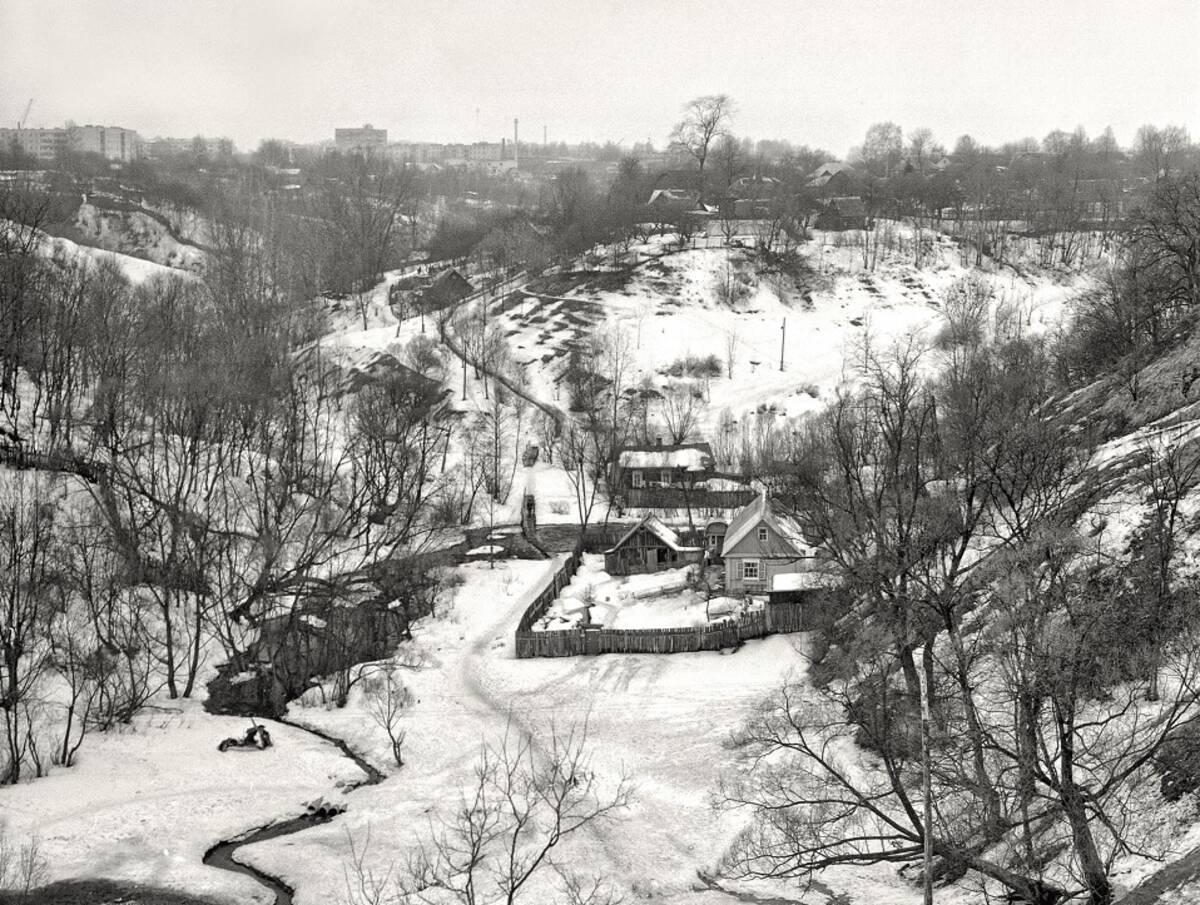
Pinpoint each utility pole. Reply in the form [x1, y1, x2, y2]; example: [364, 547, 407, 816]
[462, 355, 467, 401]
[779, 317, 786, 371]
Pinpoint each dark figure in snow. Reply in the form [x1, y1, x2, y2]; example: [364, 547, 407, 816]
[217, 723, 274, 752]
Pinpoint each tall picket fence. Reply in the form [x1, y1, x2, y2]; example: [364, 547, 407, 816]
[515, 593, 810, 660]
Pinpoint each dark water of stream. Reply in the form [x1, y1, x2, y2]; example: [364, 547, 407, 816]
[200, 718, 386, 905]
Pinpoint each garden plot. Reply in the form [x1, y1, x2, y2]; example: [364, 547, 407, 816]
[534, 553, 747, 631]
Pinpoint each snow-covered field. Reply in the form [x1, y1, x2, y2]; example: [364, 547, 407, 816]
[0, 701, 362, 904]
[239, 557, 917, 905]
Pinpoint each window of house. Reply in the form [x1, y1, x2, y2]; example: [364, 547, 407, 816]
[661, 469, 672, 485]
[757, 526, 768, 543]
[743, 560, 760, 581]
[631, 470, 643, 488]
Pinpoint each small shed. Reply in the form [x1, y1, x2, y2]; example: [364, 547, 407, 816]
[769, 571, 847, 631]
[705, 520, 728, 560]
[603, 514, 704, 577]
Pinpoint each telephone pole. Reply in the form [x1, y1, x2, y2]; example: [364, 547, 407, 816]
[779, 317, 786, 371]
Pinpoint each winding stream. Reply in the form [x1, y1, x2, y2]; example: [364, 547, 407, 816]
[201, 718, 386, 905]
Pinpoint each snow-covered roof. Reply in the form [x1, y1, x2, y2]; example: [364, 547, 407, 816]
[771, 571, 839, 592]
[605, 514, 703, 554]
[618, 446, 710, 471]
[807, 161, 852, 179]
[724, 494, 809, 558]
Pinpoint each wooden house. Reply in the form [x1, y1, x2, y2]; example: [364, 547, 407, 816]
[647, 188, 701, 214]
[806, 162, 858, 197]
[420, 268, 474, 313]
[613, 441, 714, 492]
[603, 514, 704, 576]
[813, 196, 868, 231]
[722, 494, 811, 595]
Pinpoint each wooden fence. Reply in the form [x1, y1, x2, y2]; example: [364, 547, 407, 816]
[515, 597, 810, 659]
[516, 552, 581, 633]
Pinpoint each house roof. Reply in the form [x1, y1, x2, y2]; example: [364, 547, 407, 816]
[647, 188, 700, 207]
[618, 442, 712, 471]
[771, 571, 839, 592]
[807, 161, 853, 179]
[605, 514, 703, 555]
[723, 494, 809, 558]
[422, 269, 474, 308]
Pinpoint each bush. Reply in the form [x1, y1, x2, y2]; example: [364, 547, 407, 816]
[663, 353, 723, 380]
[1154, 722, 1200, 801]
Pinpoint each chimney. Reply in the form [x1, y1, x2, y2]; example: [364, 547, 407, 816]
[655, 437, 663, 448]
[514, 117, 519, 168]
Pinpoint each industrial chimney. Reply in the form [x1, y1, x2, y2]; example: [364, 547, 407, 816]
[513, 118, 519, 168]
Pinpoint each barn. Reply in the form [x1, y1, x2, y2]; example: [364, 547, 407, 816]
[603, 514, 704, 577]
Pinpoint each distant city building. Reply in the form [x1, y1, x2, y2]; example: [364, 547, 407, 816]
[0, 123, 141, 162]
[388, 142, 447, 165]
[335, 124, 388, 151]
[0, 127, 68, 160]
[468, 141, 503, 162]
[70, 125, 142, 162]
[144, 136, 233, 158]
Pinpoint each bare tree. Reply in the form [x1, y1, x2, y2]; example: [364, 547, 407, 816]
[670, 95, 734, 203]
[0, 823, 48, 898]
[0, 472, 59, 784]
[364, 663, 415, 767]
[401, 721, 632, 905]
[659, 382, 702, 445]
[714, 134, 743, 192]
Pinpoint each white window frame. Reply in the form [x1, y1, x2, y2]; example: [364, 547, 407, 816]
[742, 559, 761, 581]
[631, 470, 643, 488]
[757, 526, 769, 543]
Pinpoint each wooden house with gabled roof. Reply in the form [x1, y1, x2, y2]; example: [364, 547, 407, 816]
[603, 514, 704, 576]
[722, 494, 813, 594]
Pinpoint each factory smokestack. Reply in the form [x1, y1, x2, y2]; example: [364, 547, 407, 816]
[513, 117, 519, 168]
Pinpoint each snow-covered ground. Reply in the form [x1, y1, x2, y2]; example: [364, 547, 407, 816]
[236, 555, 919, 905]
[535, 553, 744, 631]
[0, 700, 362, 904]
[72, 203, 207, 272]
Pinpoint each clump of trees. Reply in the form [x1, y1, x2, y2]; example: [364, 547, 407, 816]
[0, 176, 457, 779]
[719, 167, 1200, 904]
[1055, 171, 1200, 398]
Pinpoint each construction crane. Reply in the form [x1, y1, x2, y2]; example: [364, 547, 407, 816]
[17, 98, 33, 130]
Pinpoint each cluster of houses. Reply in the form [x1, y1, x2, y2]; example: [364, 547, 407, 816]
[644, 160, 874, 232]
[602, 440, 830, 601]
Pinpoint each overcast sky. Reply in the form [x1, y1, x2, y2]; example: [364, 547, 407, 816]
[2, 0, 1197, 155]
